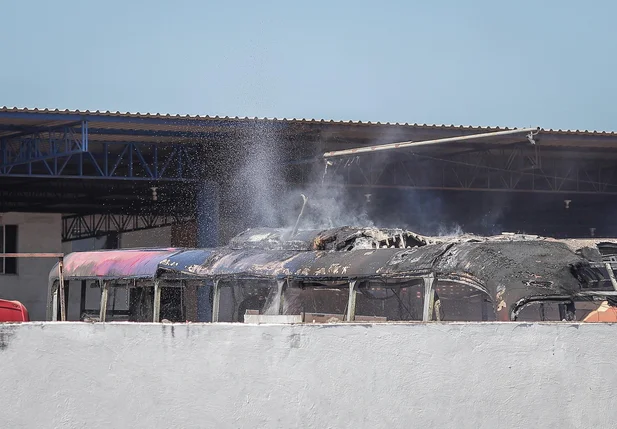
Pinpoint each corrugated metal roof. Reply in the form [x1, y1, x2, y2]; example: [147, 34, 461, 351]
[48, 248, 181, 282]
[1, 106, 616, 136]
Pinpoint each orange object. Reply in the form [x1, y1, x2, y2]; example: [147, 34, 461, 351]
[583, 301, 617, 323]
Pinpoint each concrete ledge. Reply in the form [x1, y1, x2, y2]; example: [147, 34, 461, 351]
[0, 322, 614, 428]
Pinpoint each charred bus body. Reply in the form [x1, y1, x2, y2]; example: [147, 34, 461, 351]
[47, 227, 617, 323]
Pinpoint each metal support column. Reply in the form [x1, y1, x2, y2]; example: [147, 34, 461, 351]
[81, 120, 89, 151]
[605, 262, 617, 291]
[52, 287, 59, 322]
[346, 281, 358, 322]
[153, 280, 162, 323]
[211, 279, 221, 322]
[422, 275, 436, 322]
[58, 256, 66, 321]
[99, 281, 109, 322]
[80, 280, 87, 317]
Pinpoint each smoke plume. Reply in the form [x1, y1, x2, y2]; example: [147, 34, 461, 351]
[222, 125, 509, 238]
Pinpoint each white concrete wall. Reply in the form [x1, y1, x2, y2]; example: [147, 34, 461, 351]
[0, 322, 614, 428]
[0, 213, 61, 320]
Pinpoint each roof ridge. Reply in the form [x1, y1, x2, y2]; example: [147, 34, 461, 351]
[1, 106, 615, 135]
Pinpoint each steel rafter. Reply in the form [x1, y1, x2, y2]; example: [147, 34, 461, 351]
[292, 145, 617, 195]
[0, 121, 88, 171]
[0, 141, 204, 181]
[62, 213, 194, 242]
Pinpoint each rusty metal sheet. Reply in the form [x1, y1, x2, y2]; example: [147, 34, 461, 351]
[48, 248, 181, 283]
[166, 243, 451, 282]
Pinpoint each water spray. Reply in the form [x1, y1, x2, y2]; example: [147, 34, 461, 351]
[291, 194, 308, 237]
[322, 160, 332, 185]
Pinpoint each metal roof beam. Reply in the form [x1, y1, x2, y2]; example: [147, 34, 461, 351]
[0, 111, 288, 128]
[0, 122, 88, 169]
[323, 127, 540, 158]
[85, 128, 228, 139]
[0, 121, 83, 138]
[0, 173, 198, 181]
[0, 140, 204, 181]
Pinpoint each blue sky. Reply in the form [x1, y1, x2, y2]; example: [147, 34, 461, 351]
[2, 0, 616, 130]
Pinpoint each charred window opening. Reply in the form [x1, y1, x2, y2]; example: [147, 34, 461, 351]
[225, 279, 427, 323]
[127, 286, 153, 322]
[516, 301, 575, 322]
[574, 265, 616, 291]
[217, 280, 284, 322]
[72, 280, 133, 322]
[355, 281, 425, 321]
[72, 280, 192, 323]
[433, 281, 496, 322]
[181, 280, 213, 322]
[128, 280, 212, 323]
[283, 284, 349, 322]
[226, 280, 352, 323]
[283, 280, 426, 322]
[128, 283, 189, 322]
[598, 243, 617, 262]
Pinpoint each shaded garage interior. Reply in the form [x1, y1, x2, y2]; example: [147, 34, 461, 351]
[2, 107, 617, 245]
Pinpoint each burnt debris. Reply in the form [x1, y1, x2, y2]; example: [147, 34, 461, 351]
[229, 226, 429, 251]
[48, 226, 617, 323]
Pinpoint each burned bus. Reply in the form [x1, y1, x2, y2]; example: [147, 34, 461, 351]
[47, 227, 617, 323]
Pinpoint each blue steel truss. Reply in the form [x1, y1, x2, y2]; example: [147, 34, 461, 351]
[0, 114, 209, 181]
[1, 139, 204, 181]
[1, 121, 88, 169]
[0, 110, 295, 182]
